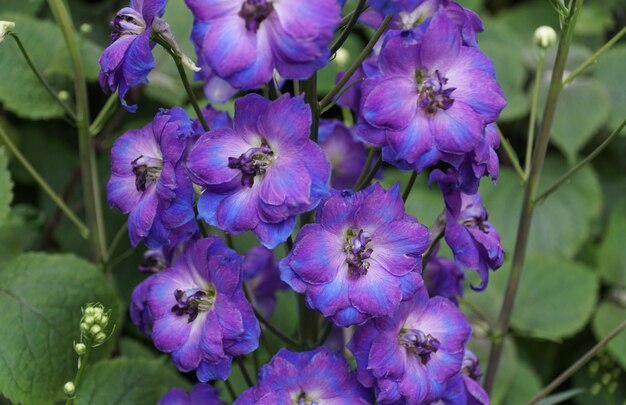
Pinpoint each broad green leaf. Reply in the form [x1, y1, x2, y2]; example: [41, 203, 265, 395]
[469, 336, 517, 405]
[575, 4, 614, 36]
[511, 255, 598, 340]
[480, 157, 602, 258]
[1, 0, 44, 14]
[536, 389, 584, 405]
[0, 205, 44, 268]
[592, 301, 626, 371]
[496, 1, 560, 41]
[75, 358, 190, 405]
[0, 147, 13, 226]
[0, 253, 120, 405]
[598, 202, 626, 287]
[592, 45, 626, 133]
[502, 360, 543, 405]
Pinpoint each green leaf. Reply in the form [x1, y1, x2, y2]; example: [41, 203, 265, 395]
[1, 0, 44, 14]
[542, 78, 611, 164]
[511, 255, 598, 340]
[501, 360, 543, 405]
[0, 253, 120, 405]
[480, 157, 602, 258]
[0, 205, 44, 268]
[592, 300, 626, 371]
[575, 4, 614, 36]
[0, 147, 13, 227]
[75, 358, 190, 405]
[592, 45, 626, 133]
[536, 389, 585, 405]
[598, 201, 626, 287]
[469, 336, 518, 405]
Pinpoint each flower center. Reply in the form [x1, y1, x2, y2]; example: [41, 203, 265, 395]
[239, 0, 274, 32]
[295, 392, 319, 405]
[139, 249, 167, 273]
[171, 287, 216, 323]
[399, 328, 440, 365]
[461, 351, 481, 381]
[131, 155, 162, 192]
[111, 7, 146, 41]
[344, 228, 373, 279]
[228, 142, 274, 188]
[415, 70, 455, 114]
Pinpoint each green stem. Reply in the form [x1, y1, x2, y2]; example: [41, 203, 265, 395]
[525, 49, 546, 177]
[224, 380, 237, 402]
[48, 0, 108, 264]
[402, 171, 418, 202]
[313, 322, 333, 348]
[267, 78, 281, 100]
[0, 123, 89, 239]
[236, 356, 254, 387]
[89, 93, 119, 136]
[526, 318, 626, 405]
[66, 346, 91, 405]
[320, 76, 364, 115]
[563, 25, 626, 87]
[319, 16, 392, 109]
[152, 34, 209, 132]
[483, 0, 584, 393]
[355, 154, 382, 191]
[9, 33, 77, 121]
[107, 220, 128, 257]
[421, 228, 444, 269]
[535, 118, 626, 204]
[497, 125, 526, 182]
[353, 147, 377, 189]
[330, 0, 367, 55]
[302, 73, 319, 142]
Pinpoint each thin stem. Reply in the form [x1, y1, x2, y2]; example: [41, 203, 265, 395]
[535, 117, 626, 204]
[152, 34, 209, 132]
[563, 25, 626, 87]
[313, 322, 333, 348]
[497, 125, 526, 182]
[353, 147, 377, 189]
[330, 0, 367, 55]
[48, 0, 108, 264]
[224, 380, 237, 402]
[525, 49, 546, 176]
[89, 93, 119, 136]
[107, 220, 128, 257]
[484, 0, 584, 392]
[0, 124, 89, 239]
[293, 80, 300, 96]
[320, 16, 392, 109]
[302, 73, 320, 142]
[236, 356, 254, 388]
[355, 154, 382, 191]
[339, 6, 370, 27]
[526, 318, 626, 405]
[422, 229, 444, 269]
[267, 78, 281, 100]
[8, 33, 77, 121]
[402, 171, 418, 202]
[66, 346, 91, 405]
[320, 77, 364, 115]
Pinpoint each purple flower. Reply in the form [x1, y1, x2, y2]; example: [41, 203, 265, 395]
[187, 94, 330, 249]
[356, 11, 506, 177]
[185, 0, 341, 90]
[191, 105, 234, 136]
[107, 107, 197, 248]
[348, 285, 471, 404]
[242, 246, 288, 317]
[335, 55, 380, 115]
[430, 168, 504, 291]
[158, 384, 224, 405]
[98, 0, 166, 111]
[280, 183, 429, 326]
[369, 0, 429, 15]
[318, 120, 369, 189]
[424, 249, 465, 303]
[235, 347, 371, 404]
[430, 349, 489, 404]
[146, 236, 260, 381]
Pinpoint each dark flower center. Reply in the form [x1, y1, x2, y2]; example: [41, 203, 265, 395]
[344, 228, 373, 279]
[239, 0, 274, 32]
[400, 328, 441, 365]
[461, 352, 481, 381]
[131, 155, 162, 192]
[415, 69, 455, 114]
[463, 216, 489, 232]
[139, 249, 166, 273]
[295, 392, 319, 405]
[111, 7, 146, 41]
[228, 142, 274, 188]
[171, 287, 216, 323]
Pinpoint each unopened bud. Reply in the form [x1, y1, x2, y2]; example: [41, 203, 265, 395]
[90, 324, 102, 335]
[100, 315, 109, 325]
[84, 315, 94, 325]
[80, 23, 92, 33]
[63, 382, 75, 397]
[58, 90, 70, 101]
[74, 343, 87, 355]
[0, 21, 15, 44]
[94, 332, 107, 344]
[534, 26, 557, 49]
[80, 323, 90, 333]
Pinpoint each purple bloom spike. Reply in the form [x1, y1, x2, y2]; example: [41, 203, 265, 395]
[146, 236, 260, 381]
[235, 347, 371, 404]
[348, 285, 471, 404]
[98, 0, 167, 111]
[280, 183, 429, 326]
[186, 93, 330, 249]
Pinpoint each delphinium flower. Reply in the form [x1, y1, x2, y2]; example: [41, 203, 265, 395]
[423, 246, 465, 304]
[242, 246, 288, 317]
[369, 0, 429, 15]
[235, 347, 371, 404]
[430, 168, 504, 290]
[356, 11, 506, 188]
[158, 384, 224, 405]
[187, 94, 330, 248]
[191, 105, 234, 136]
[280, 183, 429, 326]
[107, 107, 197, 248]
[318, 120, 368, 189]
[348, 285, 471, 404]
[98, 0, 166, 111]
[185, 0, 341, 91]
[146, 236, 260, 381]
[430, 349, 489, 404]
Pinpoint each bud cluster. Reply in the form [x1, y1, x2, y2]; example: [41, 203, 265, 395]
[79, 303, 112, 347]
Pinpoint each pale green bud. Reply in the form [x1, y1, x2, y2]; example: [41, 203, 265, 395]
[0, 21, 15, 44]
[80, 322, 90, 333]
[80, 23, 92, 33]
[534, 26, 557, 49]
[90, 324, 102, 335]
[74, 343, 87, 355]
[100, 314, 109, 326]
[63, 382, 75, 397]
[83, 315, 94, 325]
[94, 332, 107, 344]
[58, 90, 70, 101]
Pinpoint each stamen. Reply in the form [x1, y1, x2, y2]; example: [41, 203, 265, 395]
[416, 69, 455, 115]
[344, 229, 373, 279]
[171, 287, 216, 323]
[228, 143, 274, 188]
[399, 328, 440, 365]
[239, 0, 274, 32]
[111, 7, 146, 41]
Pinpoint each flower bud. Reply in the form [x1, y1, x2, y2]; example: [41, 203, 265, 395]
[90, 324, 102, 335]
[100, 314, 109, 326]
[58, 90, 70, 101]
[63, 382, 75, 397]
[534, 26, 557, 49]
[94, 332, 107, 344]
[83, 315, 94, 325]
[74, 343, 87, 355]
[0, 21, 15, 44]
[80, 23, 92, 33]
[80, 322, 90, 333]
